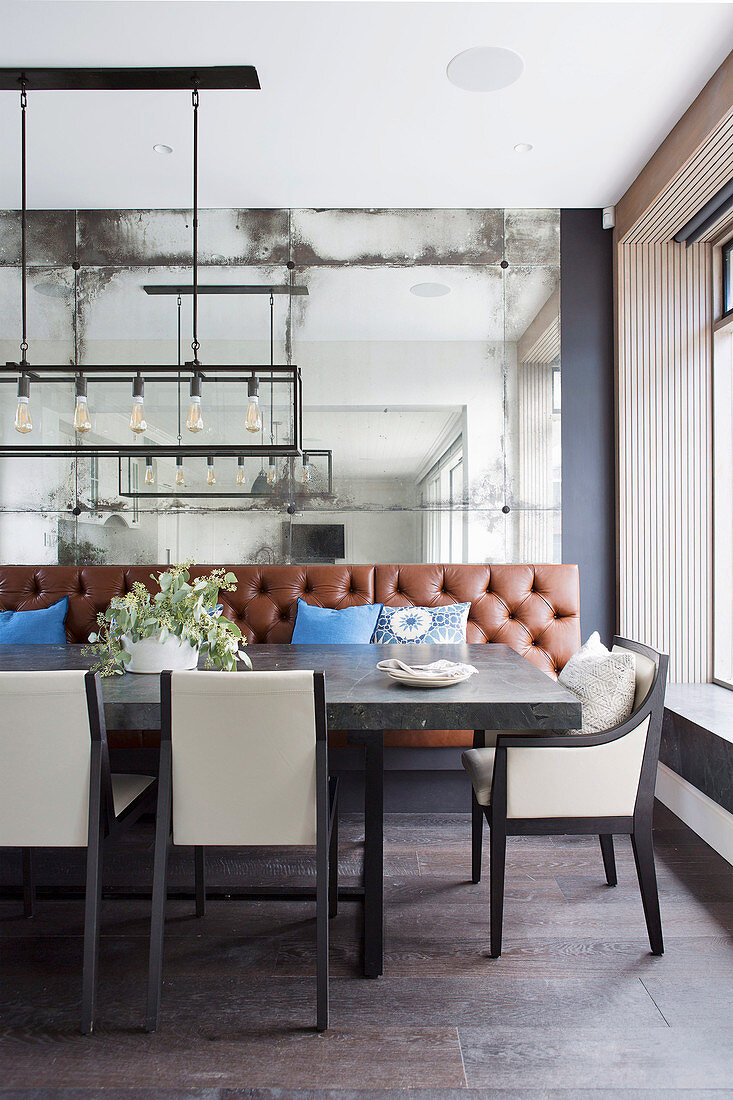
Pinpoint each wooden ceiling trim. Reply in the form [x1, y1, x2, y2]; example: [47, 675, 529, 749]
[616, 50, 733, 244]
[624, 111, 733, 243]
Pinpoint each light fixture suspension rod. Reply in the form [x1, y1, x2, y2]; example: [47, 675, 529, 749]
[19, 78, 28, 365]
[176, 293, 182, 444]
[191, 86, 199, 364]
[270, 292, 274, 445]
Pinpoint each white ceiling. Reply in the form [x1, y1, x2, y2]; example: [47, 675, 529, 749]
[0, 1, 731, 210]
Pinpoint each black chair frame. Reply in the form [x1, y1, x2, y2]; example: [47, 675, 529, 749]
[146, 669, 337, 1033]
[470, 636, 669, 959]
[18, 670, 157, 1034]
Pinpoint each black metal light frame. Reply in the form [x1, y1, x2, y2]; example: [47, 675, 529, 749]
[142, 285, 308, 297]
[292, 450, 334, 499]
[1, 64, 310, 463]
[0, 67, 260, 91]
[0, 364, 303, 458]
[117, 447, 331, 501]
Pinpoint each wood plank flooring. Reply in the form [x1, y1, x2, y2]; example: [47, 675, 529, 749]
[0, 802, 731, 1097]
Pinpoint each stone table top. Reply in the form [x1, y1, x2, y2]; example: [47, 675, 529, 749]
[0, 642, 582, 733]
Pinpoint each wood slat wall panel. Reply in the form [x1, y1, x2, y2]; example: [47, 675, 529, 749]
[617, 241, 713, 682]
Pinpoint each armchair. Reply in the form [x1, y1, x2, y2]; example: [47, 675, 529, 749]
[462, 637, 669, 958]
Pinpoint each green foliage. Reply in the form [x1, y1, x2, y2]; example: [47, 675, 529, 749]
[85, 561, 252, 677]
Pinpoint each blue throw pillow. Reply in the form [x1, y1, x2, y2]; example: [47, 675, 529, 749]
[0, 596, 69, 645]
[291, 598, 383, 644]
[372, 603, 470, 644]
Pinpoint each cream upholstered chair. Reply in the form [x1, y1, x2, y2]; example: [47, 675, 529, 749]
[462, 637, 668, 958]
[0, 669, 156, 1033]
[146, 668, 337, 1033]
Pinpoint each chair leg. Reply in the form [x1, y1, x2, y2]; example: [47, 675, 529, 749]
[81, 814, 104, 1034]
[22, 848, 35, 919]
[194, 846, 206, 919]
[328, 800, 339, 920]
[471, 792, 483, 884]
[146, 776, 172, 1033]
[489, 816, 506, 959]
[631, 824, 664, 956]
[599, 834, 617, 886]
[316, 826, 329, 1032]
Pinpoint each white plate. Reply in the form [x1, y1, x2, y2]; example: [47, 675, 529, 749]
[383, 668, 474, 688]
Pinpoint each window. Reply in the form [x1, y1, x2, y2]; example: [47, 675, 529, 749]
[724, 240, 733, 317]
[420, 438, 464, 564]
[713, 281, 733, 687]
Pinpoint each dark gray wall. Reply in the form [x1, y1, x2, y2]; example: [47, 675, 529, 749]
[560, 209, 616, 644]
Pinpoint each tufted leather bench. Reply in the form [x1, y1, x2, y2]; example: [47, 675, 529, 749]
[0, 563, 580, 749]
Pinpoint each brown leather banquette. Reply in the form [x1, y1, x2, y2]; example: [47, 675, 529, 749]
[0, 563, 580, 749]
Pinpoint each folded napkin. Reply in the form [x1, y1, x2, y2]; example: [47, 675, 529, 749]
[376, 658, 478, 680]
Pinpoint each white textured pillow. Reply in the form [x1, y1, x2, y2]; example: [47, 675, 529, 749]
[558, 631, 636, 734]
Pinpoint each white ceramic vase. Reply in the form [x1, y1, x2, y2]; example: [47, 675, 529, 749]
[121, 632, 199, 674]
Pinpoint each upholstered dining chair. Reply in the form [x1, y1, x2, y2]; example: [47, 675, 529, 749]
[0, 669, 156, 1034]
[146, 668, 337, 1033]
[462, 637, 669, 958]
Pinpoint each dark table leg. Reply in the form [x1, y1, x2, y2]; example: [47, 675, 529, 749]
[363, 733, 384, 978]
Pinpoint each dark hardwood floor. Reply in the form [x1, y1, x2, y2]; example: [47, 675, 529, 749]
[0, 801, 731, 1097]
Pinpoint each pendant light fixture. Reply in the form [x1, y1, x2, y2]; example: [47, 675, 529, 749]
[185, 85, 206, 435]
[12, 79, 32, 435]
[300, 453, 311, 484]
[175, 457, 185, 486]
[130, 373, 147, 434]
[236, 456, 246, 485]
[144, 457, 155, 485]
[206, 455, 216, 485]
[73, 375, 92, 433]
[3, 66, 303, 461]
[245, 375, 262, 433]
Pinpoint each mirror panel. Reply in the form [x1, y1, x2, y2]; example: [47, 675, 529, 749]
[0, 208, 561, 566]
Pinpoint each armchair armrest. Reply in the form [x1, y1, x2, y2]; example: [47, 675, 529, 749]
[496, 711, 648, 750]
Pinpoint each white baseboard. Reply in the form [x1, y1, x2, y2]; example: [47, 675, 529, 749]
[656, 762, 733, 866]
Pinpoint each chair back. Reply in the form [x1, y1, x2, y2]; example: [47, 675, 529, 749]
[611, 636, 669, 820]
[165, 669, 324, 847]
[503, 636, 668, 820]
[0, 670, 99, 846]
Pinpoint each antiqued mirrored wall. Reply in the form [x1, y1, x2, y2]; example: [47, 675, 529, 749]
[0, 208, 560, 565]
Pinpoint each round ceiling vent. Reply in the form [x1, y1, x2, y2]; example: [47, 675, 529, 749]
[447, 47, 524, 92]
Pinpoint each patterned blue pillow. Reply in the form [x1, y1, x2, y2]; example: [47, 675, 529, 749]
[372, 603, 470, 644]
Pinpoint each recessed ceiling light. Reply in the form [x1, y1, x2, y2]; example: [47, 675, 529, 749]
[514, 143, 533, 154]
[410, 282, 451, 298]
[153, 143, 173, 155]
[446, 47, 524, 92]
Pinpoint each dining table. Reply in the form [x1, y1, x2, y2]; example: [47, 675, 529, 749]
[0, 641, 582, 978]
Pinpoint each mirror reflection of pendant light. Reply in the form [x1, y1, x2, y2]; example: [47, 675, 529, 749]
[175, 456, 185, 486]
[266, 456, 277, 485]
[206, 455, 216, 485]
[236, 456, 246, 485]
[12, 80, 32, 435]
[144, 457, 155, 485]
[300, 453, 311, 484]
